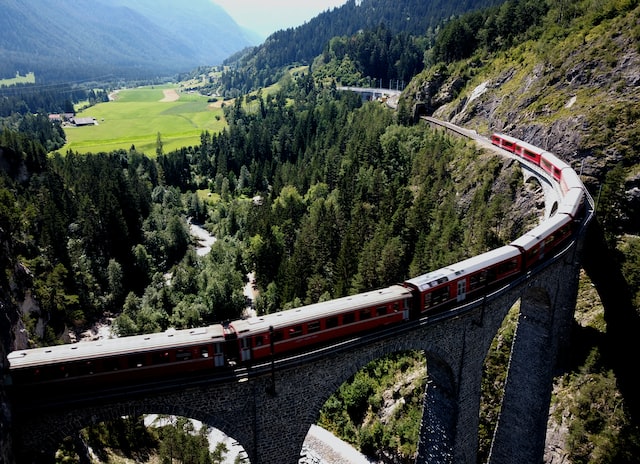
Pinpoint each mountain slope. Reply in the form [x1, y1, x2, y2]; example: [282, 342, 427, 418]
[403, 1, 640, 192]
[110, 0, 261, 65]
[397, 2, 640, 460]
[0, 0, 258, 81]
[220, 0, 505, 93]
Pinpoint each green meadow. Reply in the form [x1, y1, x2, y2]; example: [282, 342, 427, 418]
[63, 85, 227, 155]
[0, 72, 36, 86]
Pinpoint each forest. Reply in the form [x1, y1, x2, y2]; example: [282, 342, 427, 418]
[0, 71, 537, 462]
[217, 0, 505, 96]
[0, 73, 531, 344]
[2, 0, 640, 462]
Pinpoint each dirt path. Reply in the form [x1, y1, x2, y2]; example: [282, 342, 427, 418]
[160, 88, 180, 102]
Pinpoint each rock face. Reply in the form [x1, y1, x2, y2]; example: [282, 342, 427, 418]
[405, 17, 640, 201]
[1, 219, 39, 464]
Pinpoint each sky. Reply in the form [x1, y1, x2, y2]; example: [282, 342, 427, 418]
[213, 0, 349, 38]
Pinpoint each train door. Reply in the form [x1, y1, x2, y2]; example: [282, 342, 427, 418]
[240, 337, 252, 362]
[223, 324, 240, 365]
[213, 342, 225, 367]
[457, 279, 467, 302]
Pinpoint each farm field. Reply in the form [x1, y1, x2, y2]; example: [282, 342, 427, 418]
[63, 85, 226, 155]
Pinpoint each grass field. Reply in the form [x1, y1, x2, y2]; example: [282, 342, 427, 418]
[63, 85, 227, 155]
[0, 72, 36, 86]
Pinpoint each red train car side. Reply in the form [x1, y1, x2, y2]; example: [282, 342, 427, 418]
[491, 133, 519, 152]
[510, 214, 574, 269]
[226, 285, 413, 363]
[403, 246, 522, 315]
[7, 326, 226, 390]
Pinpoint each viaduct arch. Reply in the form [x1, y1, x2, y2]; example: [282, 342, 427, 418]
[8, 119, 592, 464]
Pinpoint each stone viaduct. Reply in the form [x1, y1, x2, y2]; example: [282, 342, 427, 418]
[8, 120, 593, 464]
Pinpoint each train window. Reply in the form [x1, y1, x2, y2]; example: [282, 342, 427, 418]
[308, 321, 321, 333]
[498, 259, 519, 275]
[423, 293, 432, 309]
[200, 347, 209, 358]
[432, 287, 450, 305]
[103, 358, 120, 371]
[360, 308, 372, 320]
[272, 330, 284, 342]
[326, 317, 339, 329]
[176, 349, 192, 361]
[469, 271, 488, 290]
[254, 336, 264, 347]
[152, 351, 171, 364]
[343, 312, 355, 324]
[289, 325, 303, 337]
[377, 306, 388, 316]
[523, 149, 539, 161]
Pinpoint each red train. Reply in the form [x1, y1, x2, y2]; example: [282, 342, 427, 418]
[490, 133, 580, 195]
[5, 131, 587, 392]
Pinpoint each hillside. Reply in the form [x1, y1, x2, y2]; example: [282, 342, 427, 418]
[401, 1, 640, 195]
[396, 1, 640, 461]
[0, 0, 259, 82]
[218, 0, 504, 95]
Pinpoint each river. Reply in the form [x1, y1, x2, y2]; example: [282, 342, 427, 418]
[189, 220, 217, 256]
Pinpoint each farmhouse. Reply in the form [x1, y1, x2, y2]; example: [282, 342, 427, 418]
[71, 117, 97, 126]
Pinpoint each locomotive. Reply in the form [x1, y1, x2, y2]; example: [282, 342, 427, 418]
[5, 128, 587, 391]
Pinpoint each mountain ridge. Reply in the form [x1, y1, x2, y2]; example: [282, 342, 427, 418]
[0, 0, 259, 82]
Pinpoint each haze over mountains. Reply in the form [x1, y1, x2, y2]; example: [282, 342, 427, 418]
[0, 0, 260, 81]
[1, 0, 504, 84]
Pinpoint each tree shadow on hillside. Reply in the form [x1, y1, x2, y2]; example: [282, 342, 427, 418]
[581, 219, 640, 423]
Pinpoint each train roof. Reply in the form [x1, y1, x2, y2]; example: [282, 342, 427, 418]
[404, 246, 520, 292]
[229, 285, 413, 335]
[558, 188, 584, 218]
[512, 138, 546, 155]
[491, 133, 520, 144]
[560, 166, 583, 191]
[445, 246, 521, 276]
[540, 151, 570, 170]
[510, 214, 572, 250]
[8, 325, 225, 370]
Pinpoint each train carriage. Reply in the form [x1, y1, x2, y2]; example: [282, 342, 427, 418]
[540, 151, 570, 183]
[492, 132, 578, 197]
[7, 325, 226, 389]
[558, 187, 586, 220]
[491, 133, 519, 153]
[225, 285, 413, 363]
[404, 246, 523, 315]
[559, 166, 583, 196]
[510, 214, 574, 269]
[512, 139, 544, 165]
